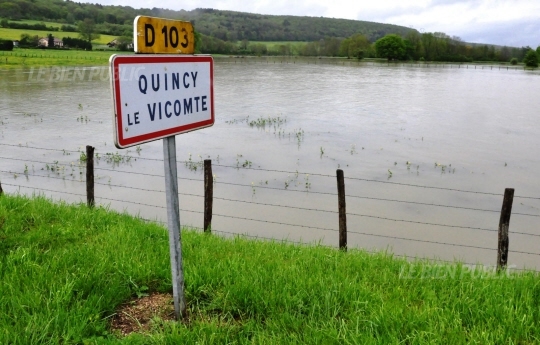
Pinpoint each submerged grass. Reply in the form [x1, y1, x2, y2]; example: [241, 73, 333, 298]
[1, 193, 540, 344]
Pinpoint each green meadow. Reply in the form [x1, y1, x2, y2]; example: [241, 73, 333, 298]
[0, 49, 126, 68]
[251, 41, 307, 49]
[1, 193, 539, 344]
[0, 27, 116, 45]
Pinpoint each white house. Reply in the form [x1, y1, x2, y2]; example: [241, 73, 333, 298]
[38, 37, 64, 48]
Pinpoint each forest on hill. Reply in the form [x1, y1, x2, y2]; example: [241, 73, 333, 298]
[0, 0, 414, 42]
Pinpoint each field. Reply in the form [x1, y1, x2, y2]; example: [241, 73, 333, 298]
[1, 193, 540, 344]
[0, 27, 116, 45]
[0, 49, 128, 68]
[251, 41, 307, 51]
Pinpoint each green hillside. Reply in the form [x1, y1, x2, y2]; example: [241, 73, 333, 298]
[0, 0, 415, 42]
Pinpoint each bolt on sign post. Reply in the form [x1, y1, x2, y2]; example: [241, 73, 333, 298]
[109, 16, 213, 320]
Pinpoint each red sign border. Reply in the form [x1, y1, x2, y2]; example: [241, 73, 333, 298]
[110, 54, 214, 149]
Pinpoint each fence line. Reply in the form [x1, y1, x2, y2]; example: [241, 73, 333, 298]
[138, 221, 533, 271]
[3, 153, 540, 270]
[11, 171, 540, 239]
[4, 144, 539, 199]
[2, 155, 540, 223]
[346, 194, 501, 214]
[348, 212, 497, 233]
[348, 229, 496, 252]
[3, 164, 535, 218]
[214, 196, 337, 214]
[2, 182, 86, 198]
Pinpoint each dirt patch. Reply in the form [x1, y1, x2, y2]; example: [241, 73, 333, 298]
[110, 293, 176, 336]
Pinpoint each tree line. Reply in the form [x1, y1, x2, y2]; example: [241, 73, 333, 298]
[373, 32, 536, 63]
[197, 32, 533, 64]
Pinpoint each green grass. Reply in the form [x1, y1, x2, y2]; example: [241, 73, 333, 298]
[251, 41, 307, 51]
[0, 27, 116, 45]
[0, 49, 130, 68]
[251, 41, 307, 47]
[1, 193, 540, 344]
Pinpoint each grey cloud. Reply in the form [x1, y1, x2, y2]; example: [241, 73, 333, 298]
[455, 18, 540, 47]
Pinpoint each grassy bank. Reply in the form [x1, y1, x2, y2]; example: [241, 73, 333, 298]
[0, 49, 127, 68]
[0, 193, 539, 344]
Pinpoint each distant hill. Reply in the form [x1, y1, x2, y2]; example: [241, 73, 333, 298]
[158, 8, 416, 42]
[0, 0, 416, 42]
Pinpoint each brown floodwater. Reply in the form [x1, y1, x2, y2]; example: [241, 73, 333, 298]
[1, 58, 540, 270]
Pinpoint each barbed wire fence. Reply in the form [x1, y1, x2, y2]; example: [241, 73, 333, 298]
[1, 142, 540, 272]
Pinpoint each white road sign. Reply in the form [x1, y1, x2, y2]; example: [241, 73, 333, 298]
[109, 54, 214, 149]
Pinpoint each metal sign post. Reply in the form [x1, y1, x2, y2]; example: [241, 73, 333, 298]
[109, 16, 214, 321]
[163, 136, 186, 319]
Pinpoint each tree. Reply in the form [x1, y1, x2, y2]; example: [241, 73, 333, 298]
[510, 58, 518, 65]
[0, 39, 14, 51]
[78, 18, 100, 44]
[523, 49, 538, 68]
[20, 33, 38, 47]
[375, 34, 406, 61]
[0, 2, 21, 20]
[115, 36, 132, 51]
[404, 30, 423, 60]
[240, 39, 249, 50]
[499, 46, 511, 62]
[47, 34, 54, 48]
[339, 34, 370, 59]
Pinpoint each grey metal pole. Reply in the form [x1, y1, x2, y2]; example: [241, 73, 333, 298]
[163, 136, 187, 320]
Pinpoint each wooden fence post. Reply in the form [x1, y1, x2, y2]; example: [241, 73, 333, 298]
[497, 188, 514, 271]
[204, 159, 213, 232]
[337, 169, 347, 251]
[86, 145, 95, 208]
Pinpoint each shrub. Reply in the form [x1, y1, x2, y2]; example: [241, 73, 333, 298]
[62, 37, 92, 51]
[0, 39, 14, 51]
[523, 50, 538, 68]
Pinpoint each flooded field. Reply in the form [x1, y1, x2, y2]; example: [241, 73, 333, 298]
[1, 57, 540, 269]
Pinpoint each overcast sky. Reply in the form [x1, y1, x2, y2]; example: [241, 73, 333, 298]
[92, 0, 540, 47]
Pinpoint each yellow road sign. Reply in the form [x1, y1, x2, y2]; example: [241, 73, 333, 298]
[134, 15, 194, 54]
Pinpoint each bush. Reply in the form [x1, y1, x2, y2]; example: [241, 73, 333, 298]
[510, 58, 518, 65]
[60, 25, 77, 32]
[523, 50, 538, 68]
[0, 39, 14, 51]
[62, 37, 92, 50]
[4, 21, 58, 31]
